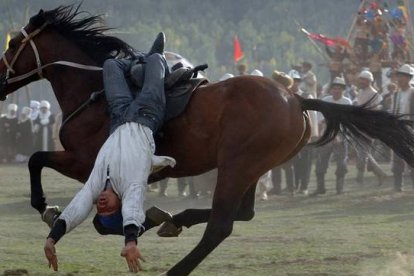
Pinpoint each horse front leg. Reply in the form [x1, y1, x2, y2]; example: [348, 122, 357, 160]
[28, 150, 85, 214]
[165, 169, 254, 275]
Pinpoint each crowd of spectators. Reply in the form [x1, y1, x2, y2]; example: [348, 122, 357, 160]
[0, 100, 59, 163]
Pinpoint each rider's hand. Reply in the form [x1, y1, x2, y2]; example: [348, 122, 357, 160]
[44, 238, 58, 271]
[121, 241, 146, 273]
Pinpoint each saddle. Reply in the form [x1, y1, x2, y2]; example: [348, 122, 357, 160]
[164, 64, 208, 121]
[129, 61, 208, 121]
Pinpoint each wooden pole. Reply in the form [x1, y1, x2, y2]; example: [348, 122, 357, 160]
[346, 0, 367, 42]
[403, 0, 414, 62]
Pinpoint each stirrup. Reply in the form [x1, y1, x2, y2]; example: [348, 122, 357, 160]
[41, 205, 61, 229]
[157, 221, 183, 237]
[145, 206, 172, 226]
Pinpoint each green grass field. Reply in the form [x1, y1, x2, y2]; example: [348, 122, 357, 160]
[1, 164, 414, 276]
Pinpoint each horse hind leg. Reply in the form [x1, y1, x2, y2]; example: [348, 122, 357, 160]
[166, 169, 255, 275]
[166, 182, 257, 232]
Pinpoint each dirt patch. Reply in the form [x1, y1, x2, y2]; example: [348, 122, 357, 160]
[2, 269, 28, 276]
[274, 252, 382, 266]
[234, 235, 309, 244]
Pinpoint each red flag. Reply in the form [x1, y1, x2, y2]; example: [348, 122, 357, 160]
[308, 33, 337, 47]
[307, 32, 351, 48]
[233, 35, 244, 62]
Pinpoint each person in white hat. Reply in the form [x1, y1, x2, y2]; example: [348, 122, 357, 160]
[312, 77, 351, 196]
[353, 70, 386, 185]
[287, 69, 319, 195]
[250, 69, 263, 77]
[392, 64, 414, 192]
[268, 70, 299, 196]
[299, 61, 317, 98]
[355, 70, 382, 107]
[32, 100, 55, 152]
[0, 103, 19, 162]
[30, 100, 40, 121]
[218, 73, 234, 81]
[15, 107, 34, 162]
[288, 70, 319, 195]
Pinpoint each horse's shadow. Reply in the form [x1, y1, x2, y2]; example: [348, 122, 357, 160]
[267, 190, 414, 224]
[0, 197, 73, 216]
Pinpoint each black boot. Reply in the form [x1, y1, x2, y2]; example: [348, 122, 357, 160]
[394, 173, 403, 192]
[336, 176, 345, 194]
[158, 179, 168, 197]
[311, 174, 326, 196]
[148, 32, 165, 55]
[356, 170, 364, 185]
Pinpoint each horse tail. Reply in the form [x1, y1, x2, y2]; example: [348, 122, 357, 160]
[298, 95, 414, 166]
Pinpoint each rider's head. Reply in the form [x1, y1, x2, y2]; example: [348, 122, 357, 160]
[93, 186, 123, 235]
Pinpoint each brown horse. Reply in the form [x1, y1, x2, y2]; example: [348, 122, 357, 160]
[2, 6, 414, 275]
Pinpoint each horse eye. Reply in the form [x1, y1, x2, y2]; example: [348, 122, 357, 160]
[8, 39, 17, 50]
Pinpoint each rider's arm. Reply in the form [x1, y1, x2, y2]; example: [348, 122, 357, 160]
[47, 219, 66, 243]
[121, 181, 147, 244]
[47, 175, 103, 241]
[124, 224, 140, 245]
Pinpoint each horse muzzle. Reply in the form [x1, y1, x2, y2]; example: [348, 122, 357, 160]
[0, 74, 8, 101]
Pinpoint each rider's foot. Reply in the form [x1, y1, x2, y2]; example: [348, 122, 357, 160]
[148, 32, 165, 55]
[146, 206, 172, 226]
[41, 205, 61, 229]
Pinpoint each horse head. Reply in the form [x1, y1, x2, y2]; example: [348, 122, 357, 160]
[0, 9, 50, 100]
[0, 5, 134, 102]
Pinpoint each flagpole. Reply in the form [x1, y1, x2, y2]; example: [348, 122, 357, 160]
[346, 0, 367, 41]
[294, 19, 330, 63]
[404, 0, 414, 62]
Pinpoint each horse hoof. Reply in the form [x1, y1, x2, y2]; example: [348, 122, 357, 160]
[41, 205, 61, 229]
[146, 206, 172, 226]
[157, 221, 182, 237]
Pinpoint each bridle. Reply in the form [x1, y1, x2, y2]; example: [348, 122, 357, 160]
[1, 21, 107, 129]
[1, 22, 103, 87]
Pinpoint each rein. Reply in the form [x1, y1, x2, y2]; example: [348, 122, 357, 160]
[60, 89, 104, 131]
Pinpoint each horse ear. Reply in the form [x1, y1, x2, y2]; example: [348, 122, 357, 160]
[29, 9, 46, 26]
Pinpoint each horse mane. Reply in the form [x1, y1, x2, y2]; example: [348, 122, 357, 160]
[29, 4, 135, 65]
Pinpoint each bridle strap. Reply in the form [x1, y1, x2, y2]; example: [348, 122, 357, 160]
[2, 22, 103, 85]
[21, 25, 46, 78]
[2, 54, 14, 75]
[5, 23, 49, 78]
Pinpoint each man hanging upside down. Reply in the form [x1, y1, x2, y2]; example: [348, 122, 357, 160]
[43, 32, 176, 273]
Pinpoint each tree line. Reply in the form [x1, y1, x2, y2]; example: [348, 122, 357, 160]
[1, 0, 407, 81]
